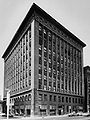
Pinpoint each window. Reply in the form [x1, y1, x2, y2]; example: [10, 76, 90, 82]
[39, 94, 43, 101]
[49, 81, 52, 90]
[44, 51, 47, 58]
[29, 41, 31, 47]
[44, 60, 47, 66]
[75, 98, 77, 103]
[54, 95, 56, 102]
[49, 95, 52, 101]
[29, 69, 31, 76]
[39, 67, 42, 74]
[81, 98, 83, 104]
[66, 97, 68, 103]
[44, 69, 47, 76]
[28, 94, 31, 101]
[88, 83, 90, 87]
[43, 28, 47, 39]
[38, 79, 42, 89]
[69, 97, 71, 103]
[72, 98, 74, 103]
[44, 39, 47, 47]
[39, 25, 42, 36]
[48, 31, 51, 38]
[44, 94, 47, 101]
[58, 96, 61, 102]
[39, 49, 42, 55]
[39, 37, 42, 45]
[78, 98, 80, 104]
[29, 27, 31, 38]
[39, 56, 42, 65]
[62, 97, 64, 102]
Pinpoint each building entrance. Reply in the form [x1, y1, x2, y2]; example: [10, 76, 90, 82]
[27, 109, 31, 115]
[58, 110, 61, 115]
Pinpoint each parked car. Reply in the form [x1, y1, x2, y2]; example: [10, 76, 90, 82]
[76, 112, 83, 116]
[0, 113, 6, 117]
[68, 111, 77, 117]
[1, 113, 14, 118]
[83, 112, 90, 117]
[15, 112, 20, 116]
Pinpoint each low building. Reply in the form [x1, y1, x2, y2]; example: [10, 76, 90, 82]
[84, 66, 90, 112]
[0, 100, 2, 113]
[2, 3, 86, 116]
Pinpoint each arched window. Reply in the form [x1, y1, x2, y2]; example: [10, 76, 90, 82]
[28, 94, 31, 101]
[25, 95, 28, 101]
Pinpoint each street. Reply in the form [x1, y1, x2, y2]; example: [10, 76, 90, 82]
[1, 115, 90, 120]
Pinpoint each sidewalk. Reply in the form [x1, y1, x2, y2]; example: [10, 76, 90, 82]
[21, 114, 68, 120]
[0, 114, 85, 120]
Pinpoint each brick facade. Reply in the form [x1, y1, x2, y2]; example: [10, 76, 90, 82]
[2, 3, 86, 116]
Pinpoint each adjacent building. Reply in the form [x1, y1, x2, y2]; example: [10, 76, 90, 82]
[0, 100, 2, 113]
[84, 66, 90, 112]
[2, 3, 86, 116]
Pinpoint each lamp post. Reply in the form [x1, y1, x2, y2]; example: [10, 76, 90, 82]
[6, 89, 10, 120]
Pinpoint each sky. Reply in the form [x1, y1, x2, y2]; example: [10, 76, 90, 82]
[0, 0, 90, 99]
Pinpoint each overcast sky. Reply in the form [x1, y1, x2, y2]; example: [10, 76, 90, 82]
[0, 0, 90, 99]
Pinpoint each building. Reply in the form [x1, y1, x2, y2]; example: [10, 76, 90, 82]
[84, 66, 90, 112]
[0, 100, 2, 113]
[2, 3, 86, 116]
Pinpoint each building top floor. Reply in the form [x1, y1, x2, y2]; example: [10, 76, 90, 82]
[84, 66, 90, 74]
[2, 3, 86, 59]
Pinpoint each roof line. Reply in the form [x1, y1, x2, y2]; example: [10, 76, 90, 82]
[2, 3, 86, 58]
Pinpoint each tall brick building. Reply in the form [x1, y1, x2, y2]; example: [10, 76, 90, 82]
[2, 3, 86, 116]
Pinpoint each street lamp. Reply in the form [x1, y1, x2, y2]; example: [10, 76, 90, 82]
[5, 89, 10, 120]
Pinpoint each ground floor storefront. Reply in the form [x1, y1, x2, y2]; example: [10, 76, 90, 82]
[37, 90, 84, 116]
[14, 93, 31, 116]
[2, 90, 84, 117]
[3, 91, 32, 116]
[3, 101, 83, 117]
[38, 104, 83, 116]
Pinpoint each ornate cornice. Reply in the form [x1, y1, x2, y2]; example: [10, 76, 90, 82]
[34, 13, 83, 51]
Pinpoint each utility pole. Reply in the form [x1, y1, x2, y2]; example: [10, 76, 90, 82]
[6, 89, 10, 120]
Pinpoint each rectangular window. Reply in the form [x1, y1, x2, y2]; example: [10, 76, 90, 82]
[44, 94, 47, 101]
[39, 56, 42, 65]
[50, 95, 52, 101]
[38, 79, 42, 89]
[66, 97, 68, 103]
[72, 98, 74, 103]
[39, 94, 43, 101]
[62, 97, 64, 102]
[39, 37, 43, 45]
[58, 96, 61, 102]
[39, 25, 42, 36]
[43, 28, 47, 39]
[75, 98, 77, 103]
[78, 98, 80, 104]
[54, 95, 56, 102]
[39, 67, 42, 74]
[69, 97, 71, 103]
[39, 49, 42, 55]
[88, 83, 90, 87]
